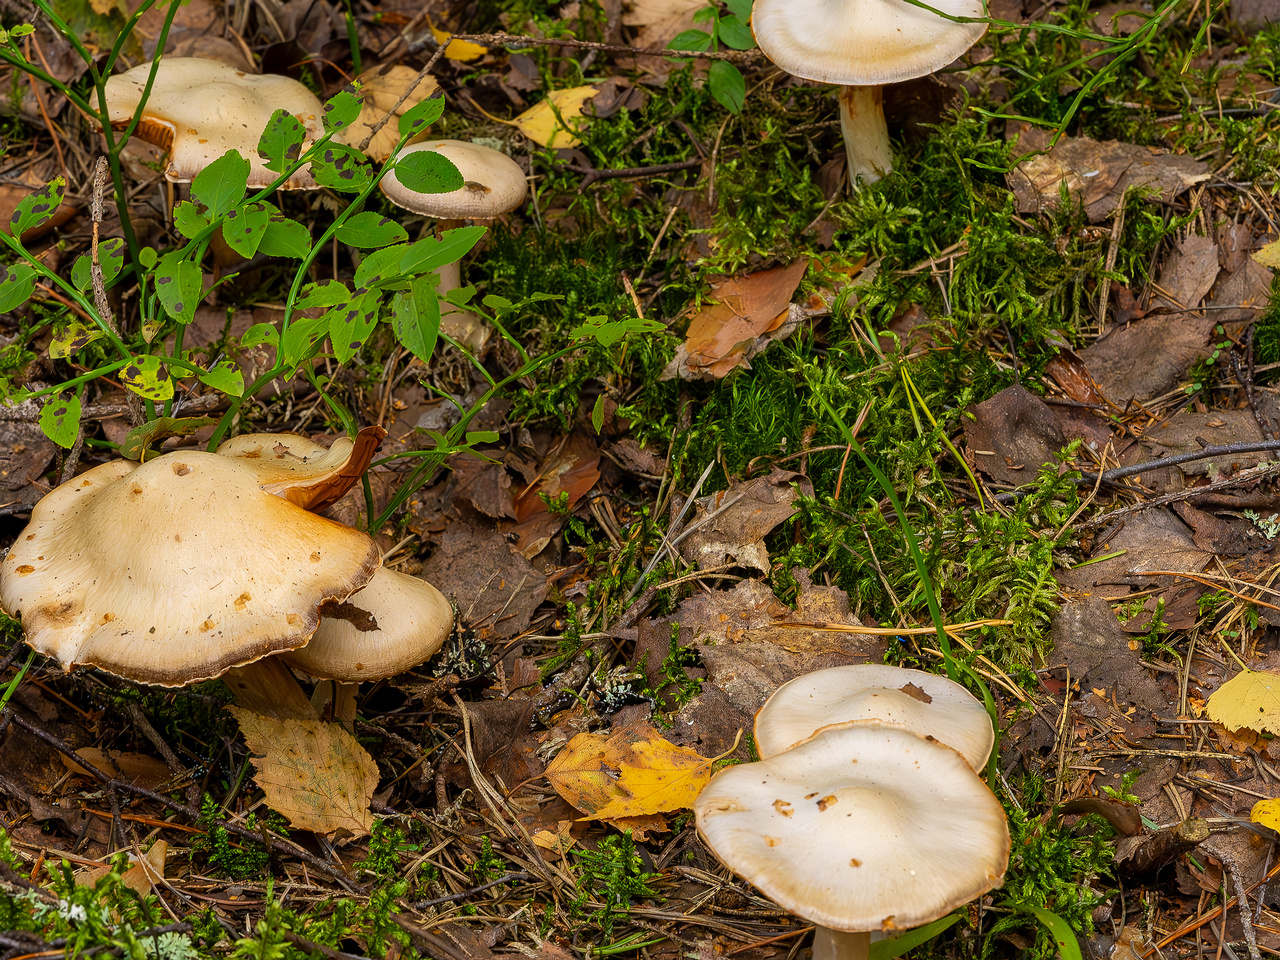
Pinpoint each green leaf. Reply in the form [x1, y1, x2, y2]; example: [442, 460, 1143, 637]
[280, 314, 331, 370]
[241, 322, 278, 348]
[400, 226, 486, 275]
[328, 289, 381, 364]
[38, 393, 80, 448]
[222, 202, 271, 258]
[390, 275, 440, 365]
[0, 263, 36, 312]
[1026, 907, 1083, 960]
[198, 360, 245, 397]
[48, 321, 103, 359]
[708, 60, 746, 114]
[355, 244, 410, 289]
[568, 314, 665, 346]
[398, 95, 446, 139]
[668, 29, 712, 51]
[716, 14, 755, 49]
[322, 89, 363, 134]
[259, 216, 312, 259]
[482, 294, 514, 313]
[591, 394, 605, 434]
[9, 177, 63, 237]
[466, 430, 499, 444]
[191, 150, 249, 219]
[153, 253, 203, 324]
[337, 212, 410, 249]
[119, 355, 174, 402]
[311, 143, 372, 192]
[173, 201, 209, 240]
[120, 416, 216, 460]
[70, 238, 126, 292]
[868, 916, 960, 960]
[258, 109, 307, 173]
[393, 150, 463, 194]
[723, 0, 752, 21]
[297, 280, 353, 309]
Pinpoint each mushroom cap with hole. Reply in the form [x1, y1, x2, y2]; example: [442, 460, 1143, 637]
[282, 567, 453, 680]
[750, 0, 987, 86]
[754, 664, 994, 769]
[0, 450, 381, 686]
[380, 140, 527, 218]
[216, 425, 386, 511]
[695, 723, 1009, 933]
[104, 57, 324, 189]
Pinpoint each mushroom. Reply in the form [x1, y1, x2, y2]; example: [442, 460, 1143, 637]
[380, 139, 528, 351]
[104, 57, 324, 189]
[695, 723, 1009, 960]
[0, 450, 381, 717]
[750, 0, 986, 184]
[753, 664, 994, 769]
[215, 425, 387, 510]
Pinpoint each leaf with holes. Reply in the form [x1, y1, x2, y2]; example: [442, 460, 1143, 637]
[222, 202, 271, 259]
[119, 355, 174, 402]
[39, 393, 81, 448]
[9, 177, 64, 237]
[153, 253, 202, 324]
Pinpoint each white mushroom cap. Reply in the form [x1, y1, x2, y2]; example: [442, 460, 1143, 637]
[695, 723, 1009, 933]
[283, 567, 453, 681]
[754, 665, 994, 770]
[750, 0, 987, 86]
[0, 451, 380, 685]
[104, 57, 324, 189]
[216, 426, 386, 511]
[380, 140, 528, 219]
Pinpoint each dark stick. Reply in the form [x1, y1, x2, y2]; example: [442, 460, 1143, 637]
[409, 871, 530, 909]
[556, 157, 704, 187]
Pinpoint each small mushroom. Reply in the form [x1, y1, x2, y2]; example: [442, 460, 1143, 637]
[380, 139, 528, 351]
[751, 0, 986, 183]
[695, 723, 1009, 960]
[104, 57, 324, 189]
[754, 664, 994, 769]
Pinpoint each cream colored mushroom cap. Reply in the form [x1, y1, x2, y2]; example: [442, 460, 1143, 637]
[283, 567, 453, 680]
[751, 0, 987, 86]
[695, 723, 1009, 933]
[381, 140, 527, 218]
[754, 664, 994, 769]
[216, 426, 385, 510]
[0, 451, 380, 686]
[104, 57, 324, 189]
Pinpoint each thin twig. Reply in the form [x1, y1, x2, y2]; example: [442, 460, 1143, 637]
[428, 31, 763, 63]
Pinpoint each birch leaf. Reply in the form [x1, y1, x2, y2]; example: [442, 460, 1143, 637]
[1206, 668, 1280, 735]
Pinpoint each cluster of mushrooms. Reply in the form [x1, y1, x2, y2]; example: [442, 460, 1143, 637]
[695, 665, 1010, 960]
[0, 431, 454, 718]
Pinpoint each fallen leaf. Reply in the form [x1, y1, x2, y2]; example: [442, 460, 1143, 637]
[1206, 668, 1280, 736]
[621, 0, 708, 48]
[62, 747, 173, 789]
[420, 522, 549, 637]
[230, 708, 378, 838]
[963, 384, 1066, 487]
[1252, 798, 1280, 831]
[76, 840, 168, 896]
[428, 17, 487, 61]
[678, 468, 813, 574]
[543, 722, 713, 820]
[1150, 234, 1219, 312]
[1254, 239, 1280, 269]
[341, 64, 439, 161]
[513, 86, 599, 148]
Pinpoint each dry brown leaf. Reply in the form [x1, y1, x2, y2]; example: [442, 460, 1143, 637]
[341, 65, 439, 161]
[622, 0, 708, 48]
[76, 840, 167, 896]
[62, 747, 173, 789]
[543, 723, 713, 820]
[229, 707, 378, 838]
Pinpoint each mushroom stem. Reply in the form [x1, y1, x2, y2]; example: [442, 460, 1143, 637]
[811, 928, 870, 960]
[837, 85, 893, 185]
[224, 657, 318, 720]
[435, 218, 490, 352]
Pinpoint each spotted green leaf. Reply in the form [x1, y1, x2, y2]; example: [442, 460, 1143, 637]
[222, 202, 271, 259]
[336, 212, 408, 249]
[280, 314, 331, 370]
[191, 150, 249, 219]
[297, 280, 352, 309]
[70, 237, 126, 291]
[0, 263, 36, 312]
[38, 392, 81, 448]
[9, 177, 64, 237]
[173, 201, 209, 240]
[311, 142, 372, 193]
[322, 89, 362, 134]
[154, 252, 202, 324]
[398, 95, 446, 139]
[258, 109, 307, 173]
[198, 360, 245, 397]
[119, 354, 174, 402]
[48, 321, 104, 359]
[328, 289, 381, 364]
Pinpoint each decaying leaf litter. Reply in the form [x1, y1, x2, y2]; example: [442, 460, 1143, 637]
[0, 0, 1276, 954]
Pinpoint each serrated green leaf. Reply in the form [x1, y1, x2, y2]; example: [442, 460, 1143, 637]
[393, 150, 463, 195]
[398, 95, 446, 139]
[198, 360, 244, 397]
[708, 60, 746, 114]
[259, 217, 312, 259]
[9, 178, 64, 237]
[400, 226, 486, 276]
[280, 314, 330, 370]
[191, 151, 249, 218]
[222, 202, 271, 259]
[336, 211, 409, 249]
[153, 253, 203, 324]
[569, 315, 664, 346]
[0, 263, 36, 312]
[322, 89, 363, 134]
[355, 243, 411, 289]
[48, 321, 104, 359]
[311, 142, 372, 192]
[390, 275, 440, 364]
[173, 201, 209, 240]
[70, 238, 126, 292]
[297, 279, 353, 309]
[328, 289, 381, 364]
[39, 392, 80, 448]
[119, 354, 174, 402]
[258, 109, 307, 173]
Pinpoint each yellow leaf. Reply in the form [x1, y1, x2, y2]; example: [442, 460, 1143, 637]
[1253, 798, 1280, 831]
[341, 66, 440, 161]
[513, 86, 598, 148]
[1205, 668, 1280, 735]
[230, 707, 378, 838]
[428, 19, 487, 62]
[543, 723, 713, 820]
[1254, 239, 1280, 270]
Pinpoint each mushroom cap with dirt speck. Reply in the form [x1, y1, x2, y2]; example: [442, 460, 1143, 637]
[754, 664, 994, 769]
[380, 140, 527, 218]
[283, 566, 454, 681]
[695, 722, 1009, 933]
[104, 57, 324, 189]
[0, 451, 381, 686]
[215, 425, 387, 511]
[750, 0, 986, 86]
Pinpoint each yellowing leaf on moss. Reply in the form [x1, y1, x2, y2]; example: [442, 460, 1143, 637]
[1255, 239, 1280, 270]
[513, 86, 598, 148]
[544, 722, 713, 820]
[1205, 668, 1280, 735]
[230, 707, 378, 838]
[1252, 798, 1280, 831]
[428, 18, 487, 62]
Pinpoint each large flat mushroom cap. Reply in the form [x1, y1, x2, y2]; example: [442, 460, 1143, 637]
[695, 723, 1009, 932]
[104, 57, 324, 189]
[216, 425, 386, 510]
[754, 664, 994, 769]
[0, 451, 380, 686]
[381, 140, 527, 218]
[283, 567, 454, 680]
[751, 0, 987, 86]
